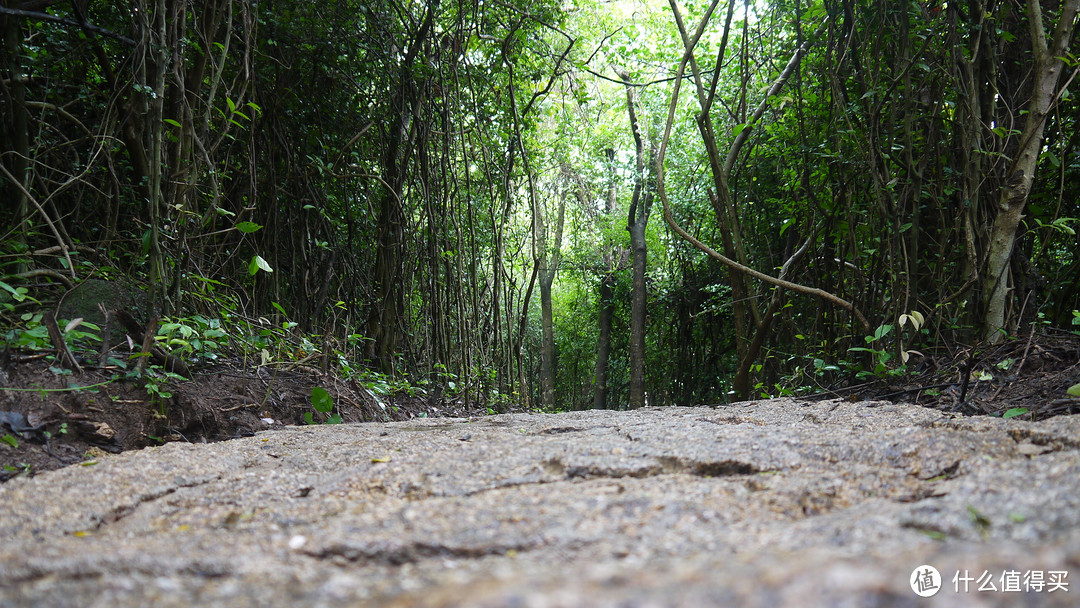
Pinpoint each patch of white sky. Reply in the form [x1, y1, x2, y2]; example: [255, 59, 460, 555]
[563, 0, 766, 112]
[585, 0, 762, 52]
[540, 1, 761, 173]
[526, 0, 770, 213]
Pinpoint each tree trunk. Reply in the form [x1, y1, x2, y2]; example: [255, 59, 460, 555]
[982, 0, 1080, 342]
[592, 148, 620, 410]
[137, 0, 170, 312]
[627, 218, 648, 409]
[620, 71, 653, 410]
[593, 275, 614, 410]
[538, 188, 567, 410]
[656, 5, 871, 400]
[667, 2, 853, 398]
[668, 0, 758, 369]
[365, 0, 439, 371]
[0, 0, 29, 269]
[367, 187, 405, 371]
[732, 236, 810, 398]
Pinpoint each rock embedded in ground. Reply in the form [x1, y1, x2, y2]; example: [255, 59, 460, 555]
[55, 278, 150, 326]
[1, 398, 1078, 607]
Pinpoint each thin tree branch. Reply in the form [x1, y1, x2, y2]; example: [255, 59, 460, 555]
[0, 6, 135, 45]
[723, 40, 811, 176]
[0, 161, 76, 278]
[654, 31, 871, 333]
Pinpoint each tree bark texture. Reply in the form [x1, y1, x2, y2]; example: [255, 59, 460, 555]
[366, 0, 439, 371]
[1, 0, 29, 269]
[982, 0, 1080, 342]
[621, 71, 653, 410]
[592, 148, 620, 410]
[538, 187, 566, 411]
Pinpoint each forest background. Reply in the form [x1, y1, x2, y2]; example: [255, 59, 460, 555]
[2, 0, 1079, 413]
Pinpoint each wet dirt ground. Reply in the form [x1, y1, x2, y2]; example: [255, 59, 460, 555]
[0, 356, 496, 481]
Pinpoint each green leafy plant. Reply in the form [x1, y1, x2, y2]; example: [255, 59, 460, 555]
[63, 321, 102, 348]
[433, 362, 460, 397]
[127, 364, 183, 417]
[158, 315, 229, 361]
[1034, 216, 1078, 235]
[5, 312, 49, 350]
[305, 386, 342, 424]
[248, 254, 273, 276]
[846, 323, 903, 379]
[0, 279, 39, 312]
[43, 422, 69, 440]
[897, 311, 925, 364]
[1002, 407, 1029, 419]
[967, 505, 992, 537]
[2, 463, 31, 477]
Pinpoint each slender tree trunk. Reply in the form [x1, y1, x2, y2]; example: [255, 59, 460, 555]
[733, 236, 811, 396]
[947, 1, 993, 326]
[366, 0, 438, 371]
[593, 275, 614, 409]
[367, 183, 405, 371]
[656, 5, 871, 399]
[164, 0, 232, 314]
[1, 0, 29, 269]
[136, 0, 170, 311]
[670, 1, 838, 398]
[592, 148, 619, 410]
[538, 188, 567, 410]
[668, 0, 759, 369]
[513, 257, 539, 409]
[982, 0, 1080, 342]
[620, 71, 653, 410]
[627, 218, 649, 408]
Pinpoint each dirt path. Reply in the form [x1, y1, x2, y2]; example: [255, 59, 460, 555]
[1, 399, 1078, 607]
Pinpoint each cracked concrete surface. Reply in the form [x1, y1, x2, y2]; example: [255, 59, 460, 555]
[1, 398, 1078, 606]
